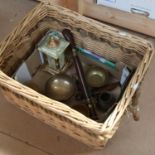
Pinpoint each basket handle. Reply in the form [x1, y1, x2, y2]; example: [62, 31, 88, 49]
[128, 87, 141, 121]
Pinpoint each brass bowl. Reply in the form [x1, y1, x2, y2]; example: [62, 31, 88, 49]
[86, 66, 109, 88]
[45, 74, 76, 101]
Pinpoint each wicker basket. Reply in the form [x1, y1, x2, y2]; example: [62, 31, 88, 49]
[0, 3, 154, 148]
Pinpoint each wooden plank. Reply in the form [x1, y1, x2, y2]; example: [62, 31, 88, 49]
[65, 0, 78, 11]
[36, 0, 66, 6]
[36, 0, 78, 11]
[78, 1, 155, 37]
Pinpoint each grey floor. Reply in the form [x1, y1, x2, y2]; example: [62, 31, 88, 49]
[0, 0, 155, 155]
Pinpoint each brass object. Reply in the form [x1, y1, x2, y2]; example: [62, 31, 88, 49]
[45, 74, 75, 101]
[86, 66, 109, 88]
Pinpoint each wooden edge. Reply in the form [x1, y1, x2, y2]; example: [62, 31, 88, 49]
[79, 1, 155, 37]
[36, 0, 78, 11]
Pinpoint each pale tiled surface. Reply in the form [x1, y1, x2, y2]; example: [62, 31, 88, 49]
[0, 0, 155, 155]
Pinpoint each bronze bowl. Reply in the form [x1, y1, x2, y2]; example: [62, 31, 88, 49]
[45, 74, 76, 101]
[86, 66, 109, 88]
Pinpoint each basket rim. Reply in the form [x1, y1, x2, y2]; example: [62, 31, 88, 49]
[0, 3, 154, 147]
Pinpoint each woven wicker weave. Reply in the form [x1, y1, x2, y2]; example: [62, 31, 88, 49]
[0, 3, 154, 148]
